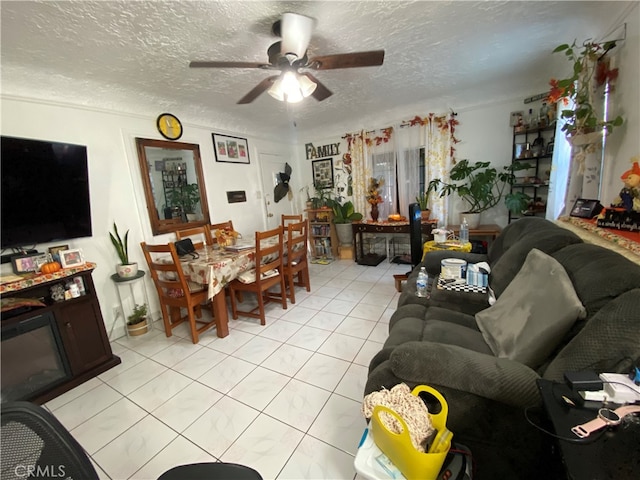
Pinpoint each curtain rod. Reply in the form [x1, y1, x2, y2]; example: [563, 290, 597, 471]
[399, 111, 458, 128]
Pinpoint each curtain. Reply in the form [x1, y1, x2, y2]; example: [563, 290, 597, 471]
[396, 113, 458, 225]
[345, 132, 368, 217]
[365, 128, 395, 220]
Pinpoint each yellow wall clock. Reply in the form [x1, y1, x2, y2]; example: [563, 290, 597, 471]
[156, 113, 183, 140]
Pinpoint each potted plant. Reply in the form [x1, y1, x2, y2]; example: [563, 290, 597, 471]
[329, 199, 363, 245]
[548, 40, 623, 142]
[109, 222, 138, 278]
[427, 159, 532, 227]
[310, 185, 333, 209]
[126, 303, 148, 336]
[415, 192, 431, 220]
[169, 184, 201, 221]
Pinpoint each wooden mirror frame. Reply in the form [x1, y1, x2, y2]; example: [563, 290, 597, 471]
[135, 138, 211, 235]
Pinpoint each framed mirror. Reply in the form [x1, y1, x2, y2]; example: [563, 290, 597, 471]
[135, 138, 211, 235]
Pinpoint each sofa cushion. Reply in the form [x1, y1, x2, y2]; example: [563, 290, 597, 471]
[476, 248, 586, 368]
[489, 226, 582, 298]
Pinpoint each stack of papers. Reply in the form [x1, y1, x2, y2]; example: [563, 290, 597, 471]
[225, 241, 254, 251]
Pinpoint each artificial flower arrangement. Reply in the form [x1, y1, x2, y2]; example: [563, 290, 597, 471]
[214, 227, 240, 247]
[547, 39, 623, 138]
[366, 176, 385, 205]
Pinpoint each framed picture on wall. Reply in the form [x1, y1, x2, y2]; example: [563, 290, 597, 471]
[212, 133, 250, 164]
[312, 158, 334, 189]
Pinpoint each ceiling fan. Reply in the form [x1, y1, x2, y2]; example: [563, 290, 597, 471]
[189, 13, 385, 104]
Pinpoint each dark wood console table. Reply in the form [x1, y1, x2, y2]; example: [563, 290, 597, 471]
[1, 263, 120, 404]
[352, 221, 434, 265]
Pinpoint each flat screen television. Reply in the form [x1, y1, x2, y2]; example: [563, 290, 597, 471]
[1, 136, 92, 249]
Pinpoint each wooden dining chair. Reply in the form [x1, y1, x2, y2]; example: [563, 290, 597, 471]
[281, 219, 311, 304]
[140, 241, 217, 344]
[228, 226, 287, 325]
[209, 220, 235, 243]
[281, 214, 303, 229]
[175, 226, 212, 246]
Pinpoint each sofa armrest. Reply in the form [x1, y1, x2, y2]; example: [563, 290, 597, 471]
[421, 251, 489, 276]
[389, 341, 541, 407]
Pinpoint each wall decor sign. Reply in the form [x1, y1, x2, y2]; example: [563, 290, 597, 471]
[212, 134, 250, 164]
[312, 158, 334, 189]
[305, 141, 341, 160]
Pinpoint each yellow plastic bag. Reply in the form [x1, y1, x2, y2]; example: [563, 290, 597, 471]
[371, 385, 451, 480]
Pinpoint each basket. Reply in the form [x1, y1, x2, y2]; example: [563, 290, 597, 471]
[370, 385, 451, 480]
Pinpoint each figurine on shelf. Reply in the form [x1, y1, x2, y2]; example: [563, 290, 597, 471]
[611, 159, 640, 213]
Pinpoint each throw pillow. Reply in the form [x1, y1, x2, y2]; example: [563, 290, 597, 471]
[475, 248, 586, 368]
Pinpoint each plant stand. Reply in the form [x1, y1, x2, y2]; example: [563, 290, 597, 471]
[110, 270, 152, 338]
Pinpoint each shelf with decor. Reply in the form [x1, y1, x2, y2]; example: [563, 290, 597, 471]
[509, 124, 556, 223]
[305, 208, 338, 262]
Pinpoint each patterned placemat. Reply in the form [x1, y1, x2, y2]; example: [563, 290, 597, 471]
[436, 276, 487, 293]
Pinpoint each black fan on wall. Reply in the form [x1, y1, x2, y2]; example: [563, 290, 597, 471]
[189, 13, 385, 104]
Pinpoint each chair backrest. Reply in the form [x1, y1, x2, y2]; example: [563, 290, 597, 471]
[175, 226, 211, 247]
[140, 242, 198, 304]
[281, 214, 303, 229]
[209, 220, 235, 243]
[1, 401, 100, 480]
[253, 226, 284, 284]
[287, 219, 308, 265]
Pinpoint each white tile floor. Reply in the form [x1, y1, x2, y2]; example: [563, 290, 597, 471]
[44, 258, 412, 480]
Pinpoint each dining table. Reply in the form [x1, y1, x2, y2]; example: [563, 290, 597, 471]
[180, 244, 257, 338]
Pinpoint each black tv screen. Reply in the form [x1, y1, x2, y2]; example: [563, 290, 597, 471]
[1, 136, 92, 249]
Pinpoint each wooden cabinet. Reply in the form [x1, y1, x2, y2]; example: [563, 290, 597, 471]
[305, 208, 338, 262]
[509, 125, 555, 223]
[0, 265, 120, 404]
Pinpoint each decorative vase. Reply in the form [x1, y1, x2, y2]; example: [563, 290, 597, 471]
[421, 209, 431, 222]
[371, 204, 379, 222]
[335, 223, 353, 246]
[116, 262, 138, 278]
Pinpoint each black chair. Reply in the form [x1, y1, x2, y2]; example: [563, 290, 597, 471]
[1, 401, 263, 480]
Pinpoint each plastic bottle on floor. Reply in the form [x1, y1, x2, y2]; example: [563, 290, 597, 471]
[460, 217, 469, 244]
[416, 267, 428, 297]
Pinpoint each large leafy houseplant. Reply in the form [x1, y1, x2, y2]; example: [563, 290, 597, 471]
[169, 184, 200, 214]
[427, 159, 532, 214]
[548, 40, 623, 138]
[330, 199, 363, 224]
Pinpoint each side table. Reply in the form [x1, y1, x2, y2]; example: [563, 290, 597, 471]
[110, 271, 151, 337]
[537, 379, 640, 479]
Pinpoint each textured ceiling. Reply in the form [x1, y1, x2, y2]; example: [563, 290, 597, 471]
[0, 1, 633, 139]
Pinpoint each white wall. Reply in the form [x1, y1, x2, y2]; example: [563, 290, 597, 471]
[601, 3, 640, 204]
[0, 96, 293, 338]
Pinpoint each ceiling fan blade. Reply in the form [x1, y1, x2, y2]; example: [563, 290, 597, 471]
[307, 50, 385, 70]
[303, 73, 332, 101]
[237, 76, 278, 104]
[189, 61, 271, 69]
[280, 13, 315, 59]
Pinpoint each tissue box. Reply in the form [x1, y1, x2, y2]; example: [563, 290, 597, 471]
[466, 268, 488, 287]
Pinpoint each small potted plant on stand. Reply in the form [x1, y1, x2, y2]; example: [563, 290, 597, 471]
[415, 192, 431, 221]
[110, 222, 138, 278]
[329, 199, 363, 246]
[126, 303, 149, 336]
[427, 159, 532, 228]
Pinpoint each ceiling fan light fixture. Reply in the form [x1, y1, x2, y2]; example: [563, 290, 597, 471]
[268, 71, 316, 103]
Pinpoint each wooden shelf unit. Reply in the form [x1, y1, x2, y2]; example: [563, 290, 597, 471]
[305, 208, 339, 261]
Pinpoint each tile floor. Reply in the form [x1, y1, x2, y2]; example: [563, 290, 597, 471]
[44, 258, 412, 479]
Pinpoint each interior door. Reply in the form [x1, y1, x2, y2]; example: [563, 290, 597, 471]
[259, 153, 296, 230]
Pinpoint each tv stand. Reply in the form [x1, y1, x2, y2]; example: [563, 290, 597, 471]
[1, 263, 121, 404]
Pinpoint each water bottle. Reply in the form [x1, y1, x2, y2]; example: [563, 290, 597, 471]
[416, 267, 428, 297]
[460, 217, 469, 244]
